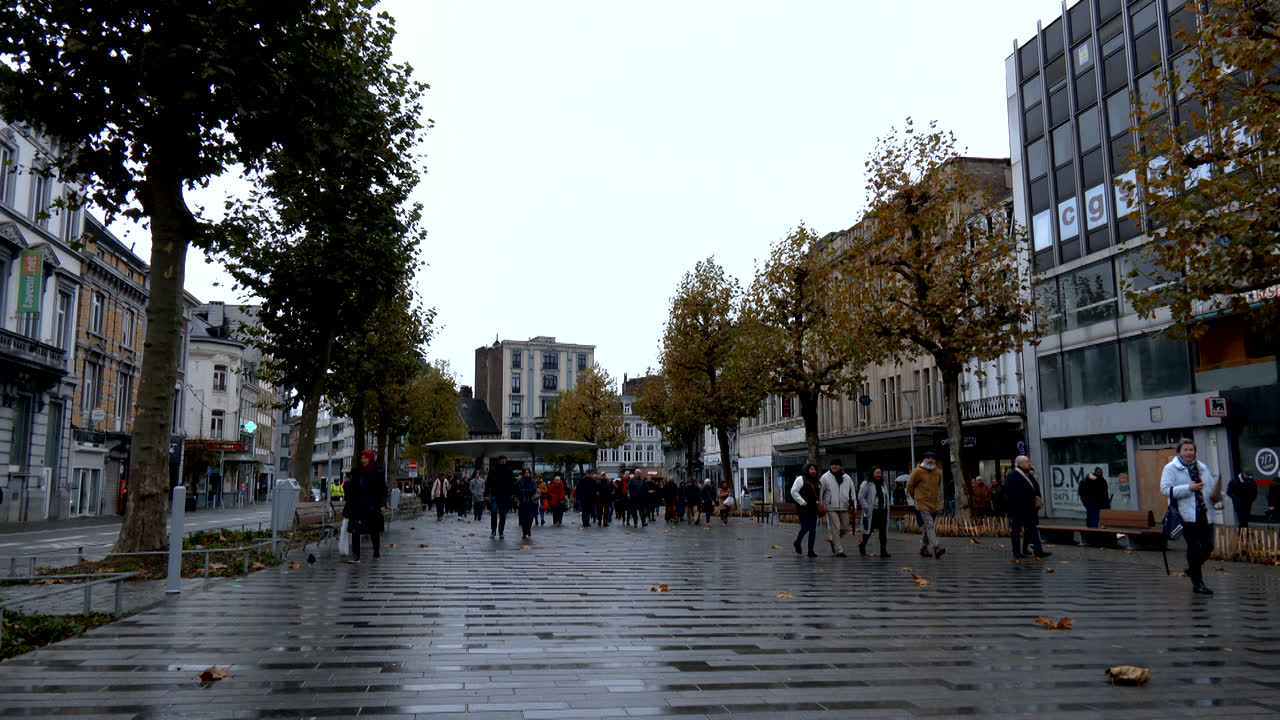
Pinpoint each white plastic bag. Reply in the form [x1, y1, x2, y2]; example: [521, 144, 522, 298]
[338, 518, 351, 556]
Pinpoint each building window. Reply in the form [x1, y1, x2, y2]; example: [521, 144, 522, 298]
[1064, 342, 1122, 408]
[542, 374, 558, 392]
[624, 422, 631, 437]
[1122, 333, 1193, 400]
[280, 457, 290, 471]
[647, 447, 655, 463]
[511, 373, 521, 393]
[623, 445, 631, 463]
[1061, 259, 1117, 330]
[880, 379, 890, 424]
[511, 350, 521, 369]
[542, 351, 558, 370]
[0, 141, 16, 206]
[31, 171, 53, 230]
[1038, 353, 1065, 412]
[116, 371, 133, 427]
[210, 410, 225, 439]
[647, 425, 654, 437]
[281, 433, 290, 449]
[89, 292, 105, 334]
[510, 397, 522, 417]
[82, 360, 103, 418]
[510, 428, 522, 440]
[623, 402, 632, 415]
[54, 290, 73, 350]
[61, 197, 81, 244]
[577, 352, 588, 372]
[213, 364, 228, 392]
[1035, 280, 1064, 334]
[541, 397, 554, 417]
[18, 300, 41, 339]
[121, 308, 135, 348]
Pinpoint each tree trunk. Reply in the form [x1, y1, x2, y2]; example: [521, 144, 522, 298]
[940, 364, 972, 522]
[799, 390, 820, 466]
[113, 169, 192, 554]
[291, 328, 334, 502]
[685, 432, 696, 487]
[352, 392, 367, 462]
[717, 426, 734, 497]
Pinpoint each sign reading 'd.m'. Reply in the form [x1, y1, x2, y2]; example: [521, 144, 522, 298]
[17, 249, 43, 313]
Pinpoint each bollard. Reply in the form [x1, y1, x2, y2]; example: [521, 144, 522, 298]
[8, 557, 14, 577]
[83, 584, 92, 614]
[114, 580, 124, 617]
[203, 549, 210, 577]
[167, 486, 185, 595]
[242, 550, 249, 574]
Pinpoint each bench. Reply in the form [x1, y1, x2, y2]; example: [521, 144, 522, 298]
[1039, 509, 1159, 548]
[294, 501, 330, 530]
[751, 501, 774, 524]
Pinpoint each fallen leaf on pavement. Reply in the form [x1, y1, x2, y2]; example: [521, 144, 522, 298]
[418, 544, 428, 548]
[1105, 665, 1150, 685]
[771, 545, 782, 549]
[468, 533, 475, 537]
[410, 527, 416, 530]
[763, 555, 773, 559]
[659, 584, 669, 591]
[252, 562, 266, 571]
[1171, 571, 1187, 577]
[735, 537, 743, 541]
[209, 563, 228, 571]
[387, 544, 396, 548]
[900, 567, 913, 573]
[519, 545, 531, 550]
[777, 591, 795, 598]
[287, 561, 301, 569]
[1212, 567, 1226, 572]
[911, 574, 931, 586]
[1056, 617, 1073, 629]
[995, 543, 1005, 548]
[970, 537, 981, 544]
[198, 667, 229, 683]
[1032, 556, 1046, 562]
[1045, 568, 1055, 573]
[1034, 616, 1073, 630]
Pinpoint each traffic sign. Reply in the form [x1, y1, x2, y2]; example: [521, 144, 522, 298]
[90, 408, 106, 424]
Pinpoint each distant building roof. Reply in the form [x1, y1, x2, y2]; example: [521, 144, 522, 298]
[457, 396, 500, 437]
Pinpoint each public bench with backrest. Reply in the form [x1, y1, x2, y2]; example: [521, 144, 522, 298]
[294, 501, 330, 530]
[1039, 509, 1159, 548]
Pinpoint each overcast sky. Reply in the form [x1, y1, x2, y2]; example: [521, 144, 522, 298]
[109, 0, 1067, 391]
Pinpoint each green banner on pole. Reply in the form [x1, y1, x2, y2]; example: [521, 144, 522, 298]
[16, 249, 43, 314]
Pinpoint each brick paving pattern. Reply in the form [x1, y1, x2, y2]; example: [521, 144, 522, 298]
[1, 511, 1278, 718]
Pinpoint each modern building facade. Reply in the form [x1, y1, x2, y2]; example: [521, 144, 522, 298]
[474, 336, 595, 441]
[1006, 0, 1278, 521]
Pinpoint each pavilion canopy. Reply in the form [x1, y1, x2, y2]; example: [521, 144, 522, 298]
[421, 439, 596, 459]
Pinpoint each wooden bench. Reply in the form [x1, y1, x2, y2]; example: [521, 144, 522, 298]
[1039, 509, 1159, 548]
[294, 501, 330, 530]
[751, 501, 774, 523]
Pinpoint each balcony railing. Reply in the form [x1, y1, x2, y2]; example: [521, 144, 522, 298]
[960, 393, 1024, 421]
[0, 327, 67, 373]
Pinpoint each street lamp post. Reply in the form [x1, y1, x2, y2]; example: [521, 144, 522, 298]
[901, 389, 919, 473]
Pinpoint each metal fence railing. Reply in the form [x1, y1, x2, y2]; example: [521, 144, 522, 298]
[0, 571, 138, 651]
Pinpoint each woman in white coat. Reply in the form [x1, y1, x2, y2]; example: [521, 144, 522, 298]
[1160, 438, 1220, 595]
[857, 466, 891, 558]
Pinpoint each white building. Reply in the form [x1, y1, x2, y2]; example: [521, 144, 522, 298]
[474, 336, 595, 441]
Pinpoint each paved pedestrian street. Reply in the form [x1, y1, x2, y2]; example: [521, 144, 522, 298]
[2, 512, 1279, 719]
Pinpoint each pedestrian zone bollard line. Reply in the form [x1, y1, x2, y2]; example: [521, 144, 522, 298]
[167, 486, 185, 595]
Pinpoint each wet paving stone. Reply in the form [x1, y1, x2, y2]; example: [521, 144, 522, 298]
[2, 511, 1279, 717]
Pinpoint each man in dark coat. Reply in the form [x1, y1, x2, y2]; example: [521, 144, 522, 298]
[487, 456, 516, 539]
[344, 449, 388, 563]
[1005, 455, 1051, 560]
[1227, 470, 1258, 528]
[574, 470, 597, 527]
[595, 473, 613, 527]
[1077, 467, 1111, 529]
[628, 473, 649, 527]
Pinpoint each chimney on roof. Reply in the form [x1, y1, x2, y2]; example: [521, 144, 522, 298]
[460, 385, 473, 399]
[205, 302, 224, 328]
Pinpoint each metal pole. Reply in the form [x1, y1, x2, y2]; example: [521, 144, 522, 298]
[167, 485, 185, 594]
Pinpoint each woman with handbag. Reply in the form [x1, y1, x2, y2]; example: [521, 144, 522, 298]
[1160, 438, 1220, 595]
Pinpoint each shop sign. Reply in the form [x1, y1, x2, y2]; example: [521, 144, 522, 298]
[16, 249, 43, 313]
[1205, 397, 1229, 418]
[1257, 448, 1279, 478]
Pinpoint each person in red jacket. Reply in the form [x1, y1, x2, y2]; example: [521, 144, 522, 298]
[547, 475, 568, 525]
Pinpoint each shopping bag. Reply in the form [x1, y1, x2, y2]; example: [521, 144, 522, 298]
[338, 519, 351, 556]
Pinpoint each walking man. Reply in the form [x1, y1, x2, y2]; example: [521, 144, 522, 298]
[907, 451, 946, 559]
[1006, 455, 1051, 559]
[470, 472, 486, 521]
[1077, 466, 1111, 529]
[575, 470, 597, 528]
[629, 472, 649, 527]
[1227, 470, 1258, 528]
[819, 459, 857, 557]
[430, 474, 450, 520]
[488, 456, 515, 539]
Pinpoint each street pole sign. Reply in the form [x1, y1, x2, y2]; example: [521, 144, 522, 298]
[16, 249, 43, 313]
[409, 461, 418, 478]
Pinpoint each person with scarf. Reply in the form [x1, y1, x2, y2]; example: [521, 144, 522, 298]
[858, 466, 891, 558]
[907, 452, 946, 559]
[790, 462, 821, 557]
[1005, 455, 1051, 560]
[1161, 439, 1220, 594]
[343, 449, 387, 563]
[819, 459, 857, 556]
[516, 468, 539, 541]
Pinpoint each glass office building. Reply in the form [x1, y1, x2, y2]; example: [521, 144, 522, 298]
[1006, 0, 1279, 521]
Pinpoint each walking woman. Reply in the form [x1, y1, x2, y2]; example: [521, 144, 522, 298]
[858, 466, 891, 558]
[1161, 438, 1221, 595]
[547, 475, 567, 525]
[344, 449, 388, 563]
[790, 463, 821, 557]
[717, 480, 733, 525]
[516, 468, 539, 541]
[535, 473, 549, 526]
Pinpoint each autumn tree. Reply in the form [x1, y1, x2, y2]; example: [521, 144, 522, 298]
[543, 364, 628, 471]
[659, 259, 767, 488]
[742, 223, 877, 466]
[841, 120, 1039, 521]
[634, 370, 703, 483]
[0, 0, 421, 552]
[402, 361, 468, 478]
[1127, 1, 1280, 338]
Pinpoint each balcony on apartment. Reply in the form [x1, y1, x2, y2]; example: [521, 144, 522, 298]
[0, 327, 68, 390]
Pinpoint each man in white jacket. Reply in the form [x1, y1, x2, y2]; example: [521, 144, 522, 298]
[819, 459, 858, 557]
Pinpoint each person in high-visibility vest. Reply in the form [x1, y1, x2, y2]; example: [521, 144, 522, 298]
[331, 479, 345, 500]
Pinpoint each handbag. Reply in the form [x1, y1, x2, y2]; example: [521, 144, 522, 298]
[338, 519, 351, 556]
[1162, 487, 1184, 541]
